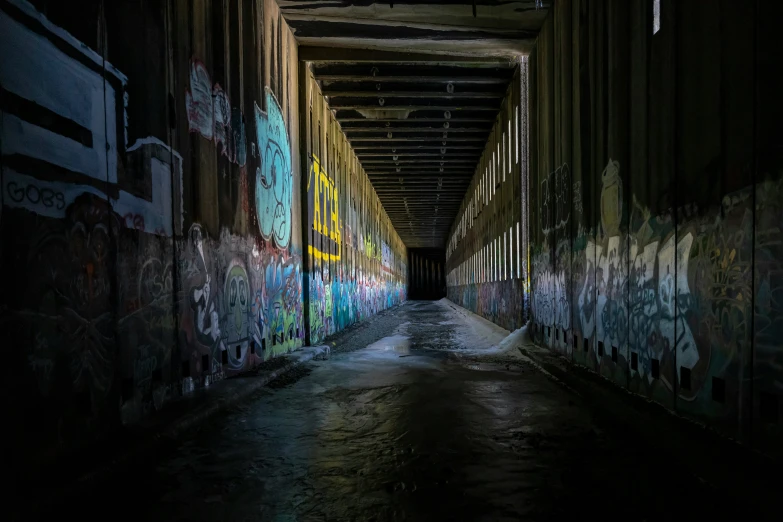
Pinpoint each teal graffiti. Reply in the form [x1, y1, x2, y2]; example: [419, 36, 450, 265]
[255, 88, 292, 248]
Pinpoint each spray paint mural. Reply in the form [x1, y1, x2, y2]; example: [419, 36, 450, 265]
[530, 157, 782, 434]
[308, 153, 342, 262]
[520, 0, 783, 450]
[186, 58, 247, 166]
[305, 72, 408, 345]
[0, 0, 298, 444]
[255, 89, 292, 247]
[2, 0, 409, 459]
[177, 224, 304, 386]
[306, 153, 406, 343]
[448, 280, 525, 332]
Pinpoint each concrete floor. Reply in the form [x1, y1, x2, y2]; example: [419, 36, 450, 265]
[41, 301, 760, 521]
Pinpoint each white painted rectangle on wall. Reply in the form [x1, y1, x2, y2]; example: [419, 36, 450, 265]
[0, 5, 122, 184]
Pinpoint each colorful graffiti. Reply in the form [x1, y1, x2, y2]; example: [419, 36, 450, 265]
[307, 153, 342, 261]
[308, 270, 406, 345]
[185, 58, 247, 166]
[178, 224, 305, 377]
[2, 0, 410, 456]
[447, 280, 525, 332]
[255, 89, 292, 248]
[529, 158, 781, 417]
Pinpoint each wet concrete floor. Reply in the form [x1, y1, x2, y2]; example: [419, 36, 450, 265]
[43, 301, 756, 521]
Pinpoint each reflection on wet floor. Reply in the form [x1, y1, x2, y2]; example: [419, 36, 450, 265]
[366, 334, 411, 355]
[44, 300, 753, 522]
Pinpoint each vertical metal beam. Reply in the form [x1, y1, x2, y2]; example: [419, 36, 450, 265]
[298, 60, 312, 346]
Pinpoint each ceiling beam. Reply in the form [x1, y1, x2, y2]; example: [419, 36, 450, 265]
[346, 129, 488, 138]
[321, 82, 506, 95]
[350, 137, 485, 142]
[330, 102, 499, 110]
[344, 127, 490, 133]
[338, 118, 495, 123]
[300, 46, 516, 63]
[373, 178, 471, 181]
[362, 157, 478, 161]
[316, 75, 509, 84]
[353, 148, 481, 153]
[312, 63, 515, 76]
[369, 173, 473, 177]
[323, 91, 502, 99]
[340, 118, 492, 128]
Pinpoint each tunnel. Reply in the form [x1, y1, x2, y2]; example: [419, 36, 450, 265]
[2, 0, 782, 520]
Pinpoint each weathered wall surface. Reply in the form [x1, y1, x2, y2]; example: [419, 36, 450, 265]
[0, 0, 407, 466]
[527, 0, 782, 453]
[302, 70, 407, 344]
[446, 67, 529, 332]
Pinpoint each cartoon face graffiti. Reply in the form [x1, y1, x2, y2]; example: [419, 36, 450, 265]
[225, 261, 250, 342]
[255, 89, 292, 248]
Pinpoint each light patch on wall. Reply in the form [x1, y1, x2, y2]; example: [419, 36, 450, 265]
[502, 132, 507, 182]
[516, 223, 520, 279]
[515, 107, 519, 164]
[507, 121, 512, 175]
[653, 0, 661, 34]
[509, 226, 514, 279]
[503, 232, 508, 281]
[497, 142, 501, 185]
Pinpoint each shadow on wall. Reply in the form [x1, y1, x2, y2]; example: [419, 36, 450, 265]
[524, 0, 782, 454]
[0, 0, 410, 462]
[531, 158, 783, 447]
[0, 0, 304, 460]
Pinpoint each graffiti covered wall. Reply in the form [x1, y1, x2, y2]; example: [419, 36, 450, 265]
[303, 71, 407, 344]
[0, 0, 310, 462]
[525, 0, 782, 454]
[446, 66, 529, 332]
[1, 0, 410, 466]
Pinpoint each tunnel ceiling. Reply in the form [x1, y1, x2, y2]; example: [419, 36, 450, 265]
[282, 1, 549, 248]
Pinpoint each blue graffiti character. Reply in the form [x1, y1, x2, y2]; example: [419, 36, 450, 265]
[255, 89, 292, 248]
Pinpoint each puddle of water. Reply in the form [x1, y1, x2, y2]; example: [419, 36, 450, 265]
[366, 335, 411, 355]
